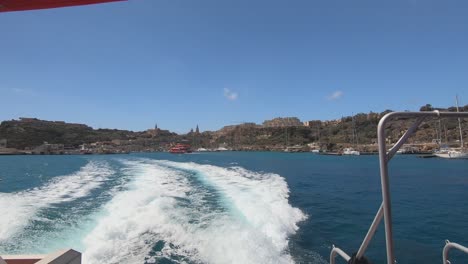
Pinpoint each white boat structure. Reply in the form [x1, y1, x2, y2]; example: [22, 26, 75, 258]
[331, 110, 468, 264]
[0, 249, 81, 264]
[343, 115, 361, 155]
[343, 148, 360, 156]
[396, 146, 418, 154]
[434, 96, 468, 159]
[434, 149, 468, 159]
[215, 147, 228, 151]
[196, 147, 208, 152]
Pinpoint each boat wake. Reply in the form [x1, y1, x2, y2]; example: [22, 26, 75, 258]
[0, 158, 307, 263]
[0, 161, 114, 246]
[83, 159, 307, 264]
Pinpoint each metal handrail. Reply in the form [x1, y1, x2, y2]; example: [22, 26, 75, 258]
[330, 111, 468, 264]
[443, 240, 468, 264]
[330, 245, 351, 264]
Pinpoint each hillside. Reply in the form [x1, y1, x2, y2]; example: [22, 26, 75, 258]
[0, 118, 141, 149]
[208, 105, 468, 150]
[1, 105, 467, 151]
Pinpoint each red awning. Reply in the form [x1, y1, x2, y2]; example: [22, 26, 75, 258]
[0, 0, 125, 12]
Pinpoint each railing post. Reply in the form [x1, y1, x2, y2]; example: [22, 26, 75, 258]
[444, 240, 451, 264]
[378, 114, 396, 264]
[356, 203, 384, 258]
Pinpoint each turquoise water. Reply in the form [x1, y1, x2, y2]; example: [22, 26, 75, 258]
[0, 153, 467, 263]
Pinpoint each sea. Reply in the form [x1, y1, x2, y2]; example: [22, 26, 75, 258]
[0, 152, 467, 264]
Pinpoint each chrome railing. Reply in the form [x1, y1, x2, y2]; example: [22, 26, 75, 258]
[330, 111, 468, 264]
[330, 245, 350, 264]
[443, 240, 468, 264]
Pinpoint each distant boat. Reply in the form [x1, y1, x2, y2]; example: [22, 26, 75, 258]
[434, 150, 468, 159]
[169, 144, 192, 154]
[343, 114, 361, 156]
[343, 148, 360, 156]
[320, 151, 342, 156]
[396, 146, 417, 154]
[215, 147, 228, 152]
[196, 148, 208, 152]
[434, 95, 468, 159]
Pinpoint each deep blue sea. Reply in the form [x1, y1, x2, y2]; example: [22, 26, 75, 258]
[0, 152, 467, 264]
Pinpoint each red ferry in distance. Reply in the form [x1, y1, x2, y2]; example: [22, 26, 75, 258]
[169, 144, 192, 154]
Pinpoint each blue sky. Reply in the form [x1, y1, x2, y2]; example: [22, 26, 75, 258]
[1, 0, 467, 133]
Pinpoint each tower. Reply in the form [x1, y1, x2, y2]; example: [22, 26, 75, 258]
[196, 125, 199, 134]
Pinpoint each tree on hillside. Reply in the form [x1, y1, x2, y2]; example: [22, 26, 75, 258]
[420, 104, 433, 111]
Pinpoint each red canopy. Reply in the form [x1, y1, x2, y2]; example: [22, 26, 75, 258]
[0, 0, 125, 12]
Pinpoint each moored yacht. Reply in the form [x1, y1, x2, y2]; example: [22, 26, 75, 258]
[434, 148, 468, 159]
[343, 114, 361, 155]
[434, 96, 467, 159]
[343, 148, 360, 155]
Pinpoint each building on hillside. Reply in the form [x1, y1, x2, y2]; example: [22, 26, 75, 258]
[239, 122, 260, 128]
[322, 119, 342, 126]
[0, 139, 7, 148]
[112, 139, 125, 145]
[32, 142, 65, 154]
[263, 117, 303, 127]
[147, 123, 160, 137]
[19, 117, 39, 122]
[303, 120, 322, 127]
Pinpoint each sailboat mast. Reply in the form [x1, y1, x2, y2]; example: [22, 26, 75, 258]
[437, 119, 442, 145]
[352, 114, 357, 147]
[456, 95, 464, 149]
[317, 123, 321, 144]
[444, 123, 448, 144]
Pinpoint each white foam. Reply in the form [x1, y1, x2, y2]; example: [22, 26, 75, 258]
[83, 159, 306, 264]
[157, 160, 307, 260]
[0, 161, 114, 242]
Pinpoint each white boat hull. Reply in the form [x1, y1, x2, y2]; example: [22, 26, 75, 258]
[343, 151, 360, 155]
[435, 152, 468, 159]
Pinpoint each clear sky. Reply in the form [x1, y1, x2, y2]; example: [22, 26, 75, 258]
[1, 0, 467, 133]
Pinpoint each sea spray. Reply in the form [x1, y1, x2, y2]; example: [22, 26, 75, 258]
[0, 161, 114, 243]
[155, 160, 308, 255]
[83, 159, 306, 264]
